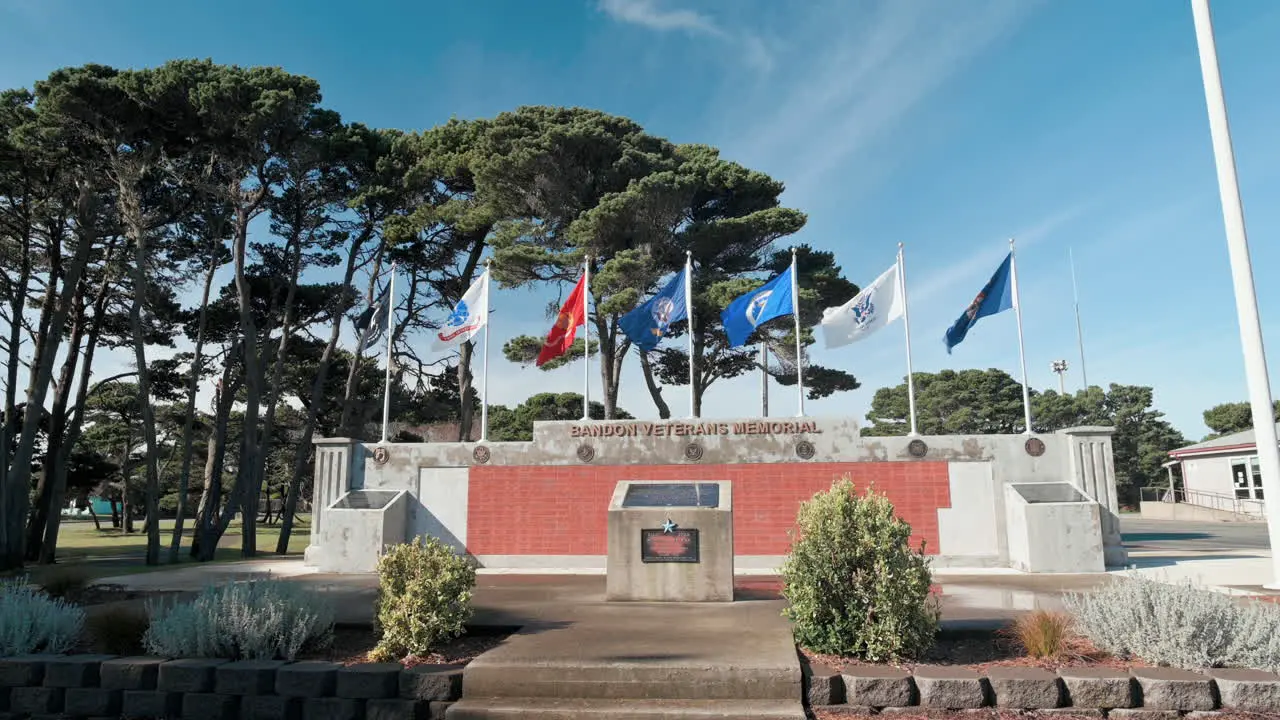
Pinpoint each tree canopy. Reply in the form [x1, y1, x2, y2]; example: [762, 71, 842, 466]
[862, 369, 1187, 504]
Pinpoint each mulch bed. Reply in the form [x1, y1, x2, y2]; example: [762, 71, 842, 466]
[801, 626, 1144, 674]
[302, 625, 514, 667]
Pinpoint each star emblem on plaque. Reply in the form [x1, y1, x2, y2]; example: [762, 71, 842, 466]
[661, 518, 678, 533]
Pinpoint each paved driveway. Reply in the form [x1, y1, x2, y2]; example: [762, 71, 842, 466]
[1120, 516, 1269, 553]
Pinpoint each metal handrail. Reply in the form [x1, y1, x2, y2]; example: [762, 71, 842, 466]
[1140, 486, 1265, 517]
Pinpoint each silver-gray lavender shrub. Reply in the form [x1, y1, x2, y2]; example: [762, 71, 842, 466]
[144, 579, 334, 661]
[1064, 573, 1280, 671]
[0, 580, 84, 655]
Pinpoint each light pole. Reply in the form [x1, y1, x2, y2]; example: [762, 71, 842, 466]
[1191, 0, 1280, 589]
[1051, 360, 1069, 395]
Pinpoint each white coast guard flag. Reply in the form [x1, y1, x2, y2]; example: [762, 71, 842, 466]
[820, 263, 904, 349]
[432, 270, 490, 350]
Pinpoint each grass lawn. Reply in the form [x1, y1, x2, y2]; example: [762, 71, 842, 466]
[18, 515, 313, 582]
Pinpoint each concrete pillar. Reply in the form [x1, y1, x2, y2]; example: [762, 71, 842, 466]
[304, 437, 366, 567]
[1059, 426, 1129, 568]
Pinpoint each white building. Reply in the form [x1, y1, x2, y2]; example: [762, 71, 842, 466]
[1159, 424, 1272, 519]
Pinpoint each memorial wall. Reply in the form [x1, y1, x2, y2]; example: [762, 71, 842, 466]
[304, 417, 1126, 574]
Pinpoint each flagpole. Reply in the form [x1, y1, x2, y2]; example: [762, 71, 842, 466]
[1069, 247, 1089, 390]
[582, 256, 591, 421]
[790, 247, 805, 417]
[1009, 239, 1033, 434]
[1191, 0, 1280, 589]
[379, 262, 396, 444]
[898, 243, 919, 436]
[760, 344, 769, 417]
[480, 260, 491, 442]
[685, 251, 696, 419]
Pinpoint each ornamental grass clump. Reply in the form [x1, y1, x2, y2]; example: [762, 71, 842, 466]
[782, 477, 939, 662]
[0, 580, 84, 655]
[143, 579, 334, 661]
[371, 536, 477, 662]
[1065, 573, 1280, 671]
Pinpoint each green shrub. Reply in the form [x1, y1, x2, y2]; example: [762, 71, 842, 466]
[144, 579, 334, 660]
[371, 536, 476, 662]
[1065, 573, 1280, 671]
[86, 605, 149, 655]
[0, 580, 85, 655]
[781, 478, 939, 661]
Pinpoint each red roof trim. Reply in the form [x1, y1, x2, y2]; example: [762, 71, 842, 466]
[1168, 442, 1257, 458]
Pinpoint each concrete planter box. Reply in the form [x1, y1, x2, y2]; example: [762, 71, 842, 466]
[1005, 482, 1106, 573]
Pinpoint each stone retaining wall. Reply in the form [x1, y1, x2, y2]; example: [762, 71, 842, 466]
[805, 664, 1280, 716]
[0, 654, 462, 720]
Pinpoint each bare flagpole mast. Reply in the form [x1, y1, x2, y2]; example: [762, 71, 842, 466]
[1069, 248, 1089, 390]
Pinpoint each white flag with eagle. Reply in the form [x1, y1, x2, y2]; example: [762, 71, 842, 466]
[820, 263, 904, 348]
[432, 269, 490, 350]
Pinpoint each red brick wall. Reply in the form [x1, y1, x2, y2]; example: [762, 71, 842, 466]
[466, 462, 952, 557]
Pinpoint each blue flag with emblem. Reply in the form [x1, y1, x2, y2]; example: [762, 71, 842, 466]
[721, 266, 795, 348]
[944, 252, 1014, 353]
[620, 270, 689, 352]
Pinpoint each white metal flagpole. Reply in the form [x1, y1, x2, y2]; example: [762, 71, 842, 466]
[1009, 239, 1034, 434]
[480, 260, 491, 442]
[685, 251, 696, 419]
[582, 256, 591, 421]
[790, 246, 805, 417]
[1069, 247, 1089, 390]
[1191, 0, 1280, 589]
[898, 243, 919, 436]
[379, 262, 396, 444]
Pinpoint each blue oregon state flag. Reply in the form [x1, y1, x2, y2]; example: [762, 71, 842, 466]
[944, 252, 1013, 353]
[620, 270, 688, 352]
[721, 267, 795, 348]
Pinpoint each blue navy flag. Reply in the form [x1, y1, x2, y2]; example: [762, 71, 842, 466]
[721, 266, 795, 348]
[944, 252, 1014, 353]
[619, 270, 688, 352]
[355, 282, 391, 352]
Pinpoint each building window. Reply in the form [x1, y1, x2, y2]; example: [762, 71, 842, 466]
[1233, 457, 1265, 500]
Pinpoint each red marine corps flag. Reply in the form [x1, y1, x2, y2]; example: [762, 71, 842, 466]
[536, 270, 588, 367]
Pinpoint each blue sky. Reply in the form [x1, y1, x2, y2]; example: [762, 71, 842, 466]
[4, 0, 1280, 440]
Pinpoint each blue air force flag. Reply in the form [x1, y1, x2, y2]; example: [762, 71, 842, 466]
[944, 252, 1013, 353]
[354, 282, 391, 352]
[820, 263, 903, 349]
[619, 270, 688, 352]
[721, 266, 795, 348]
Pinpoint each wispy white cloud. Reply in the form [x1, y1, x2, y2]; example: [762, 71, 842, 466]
[723, 0, 1040, 197]
[905, 202, 1091, 308]
[597, 0, 773, 72]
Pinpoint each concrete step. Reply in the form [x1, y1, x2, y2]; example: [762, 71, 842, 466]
[460, 661, 799, 700]
[445, 698, 807, 720]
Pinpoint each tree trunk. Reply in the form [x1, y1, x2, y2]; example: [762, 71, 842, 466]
[169, 243, 220, 563]
[0, 212, 33, 567]
[245, 230, 305, 558]
[338, 250, 386, 438]
[121, 186, 164, 566]
[26, 276, 90, 560]
[638, 352, 671, 419]
[109, 499, 119, 529]
[39, 251, 119, 564]
[277, 231, 367, 554]
[5, 184, 98, 569]
[192, 353, 241, 561]
[457, 342, 476, 440]
[87, 502, 101, 532]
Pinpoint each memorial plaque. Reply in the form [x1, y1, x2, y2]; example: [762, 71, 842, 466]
[622, 482, 720, 509]
[640, 528, 700, 563]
